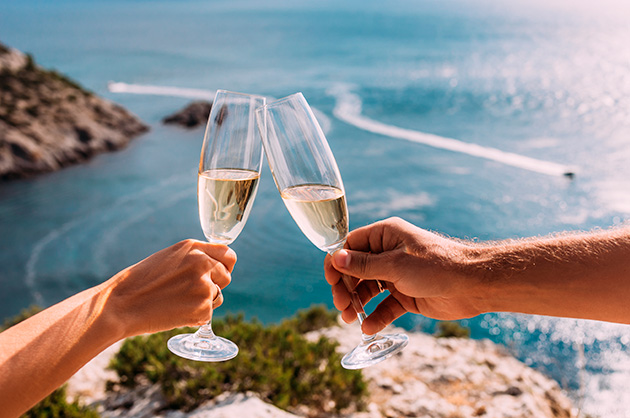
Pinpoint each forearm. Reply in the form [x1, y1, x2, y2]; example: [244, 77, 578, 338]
[0, 280, 123, 417]
[471, 227, 630, 323]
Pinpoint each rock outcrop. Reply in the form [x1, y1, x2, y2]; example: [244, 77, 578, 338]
[309, 322, 576, 418]
[67, 320, 577, 418]
[162, 101, 212, 128]
[0, 42, 149, 180]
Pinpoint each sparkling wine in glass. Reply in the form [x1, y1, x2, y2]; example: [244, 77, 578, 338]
[167, 90, 265, 361]
[257, 92, 408, 369]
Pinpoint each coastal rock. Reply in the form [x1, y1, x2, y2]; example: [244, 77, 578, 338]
[0, 42, 149, 180]
[162, 101, 212, 128]
[66, 321, 577, 418]
[308, 321, 577, 418]
[165, 393, 302, 418]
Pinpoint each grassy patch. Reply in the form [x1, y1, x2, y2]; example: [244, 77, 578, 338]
[108, 305, 366, 415]
[2, 305, 43, 330]
[435, 321, 470, 339]
[22, 386, 100, 418]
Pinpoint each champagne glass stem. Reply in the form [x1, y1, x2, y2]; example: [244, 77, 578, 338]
[339, 270, 378, 344]
[194, 321, 217, 339]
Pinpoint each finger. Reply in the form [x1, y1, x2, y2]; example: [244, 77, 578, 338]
[335, 278, 381, 321]
[212, 283, 224, 308]
[194, 240, 238, 272]
[341, 305, 358, 324]
[361, 294, 407, 335]
[345, 217, 408, 253]
[333, 274, 383, 313]
[209, 259, 232, 289]
[324, 253, 342, 286]
[344, 221, 386, 252]
[354, 280, 382, 306]
[331, 281, 352, 311]
[331, 248, 401, 282]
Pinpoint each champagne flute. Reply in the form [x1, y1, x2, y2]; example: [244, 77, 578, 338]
[167, 90, 265, 361]
[257, 92, 408, 369]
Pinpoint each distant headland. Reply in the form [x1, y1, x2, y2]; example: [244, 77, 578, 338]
[0, 42, 149, 180]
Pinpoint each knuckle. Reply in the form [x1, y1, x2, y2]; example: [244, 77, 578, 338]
[226, 250, 237, 266]
[377, 306, 394, 329]
[179, 238, 197, 250]
[223, 271, 232, 286]
[385, 216, 402, 226]
[357, 254, 370, 276]
[210, 260, 228, 276]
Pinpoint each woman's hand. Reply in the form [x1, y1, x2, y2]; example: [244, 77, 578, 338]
[0, 239, 238, 417]
[104, 239, 237, 338]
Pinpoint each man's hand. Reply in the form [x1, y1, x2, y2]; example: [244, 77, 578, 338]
[324, 218, 486, 335]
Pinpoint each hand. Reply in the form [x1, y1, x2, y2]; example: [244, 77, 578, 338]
[324, 217, 486, 335]
[103, 239, 237, 338]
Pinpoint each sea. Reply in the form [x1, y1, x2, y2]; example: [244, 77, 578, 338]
[1, 0, 630, 416]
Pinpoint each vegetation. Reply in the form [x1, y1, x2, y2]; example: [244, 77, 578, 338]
[2, 304, 364, 416]
[22, 386, 100, 418]
[108, 305, 367, 415]
[1, 305, 42, 330]
[1, 306, 101, 418]
[0, 47, 93, 127]
[435, 321, 471, 339]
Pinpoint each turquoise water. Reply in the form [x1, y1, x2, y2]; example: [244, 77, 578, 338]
[2, 0, 630, 415]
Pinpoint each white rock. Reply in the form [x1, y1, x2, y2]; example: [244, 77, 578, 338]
[169, 393, 301, 418]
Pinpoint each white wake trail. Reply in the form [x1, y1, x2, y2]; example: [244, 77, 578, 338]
[108, 82, 215, 100]
[328, 85, 577, 178]
[108, 82, 333, 135]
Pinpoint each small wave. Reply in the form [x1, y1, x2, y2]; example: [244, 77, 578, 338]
[24, 218, 85, 306]
[349, 188, 435, 219]
[93, 187, 193, 276]
[25, 173, 190, 305]
[327, 84, 577, 178]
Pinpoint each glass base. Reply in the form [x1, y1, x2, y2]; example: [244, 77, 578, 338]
[341, 332, 409, 370]
[167, 333, 238, 362]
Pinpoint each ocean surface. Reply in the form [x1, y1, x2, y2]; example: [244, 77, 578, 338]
[2, 0, 630, 415]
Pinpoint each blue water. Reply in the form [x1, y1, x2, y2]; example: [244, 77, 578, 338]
[2, 0, 630, 415]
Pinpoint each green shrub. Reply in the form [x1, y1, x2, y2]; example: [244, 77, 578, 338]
[1, 305, 43, 331]
[25, 53, 35, 70]
[435, 321, 470, 339]
[280, 304, 338, 334]
[22, 386, 99, 418]
[108, 306, 366, 414]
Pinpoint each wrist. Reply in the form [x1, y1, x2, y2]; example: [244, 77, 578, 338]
[459, 243, 516, 314]
[461, 241, 546, 315]
[96, 273, 132, 341]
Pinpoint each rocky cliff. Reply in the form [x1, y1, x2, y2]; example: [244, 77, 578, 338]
[0, 42, 149, 180]
[66, 321, 577, 418]
[162, 100, 212, 128]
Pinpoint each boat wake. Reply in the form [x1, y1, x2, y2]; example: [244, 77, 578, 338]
[108, 82, 215, 100]
[107, 82, 332, 134]
[108, 82, 574, 177]
[328, 84, 577, 178]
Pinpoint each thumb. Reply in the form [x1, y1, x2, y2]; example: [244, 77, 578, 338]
[332, 249, 392, 281]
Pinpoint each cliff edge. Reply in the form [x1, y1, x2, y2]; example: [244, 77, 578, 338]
[66, 321, 577, 418]
[0, 42, 149, 180]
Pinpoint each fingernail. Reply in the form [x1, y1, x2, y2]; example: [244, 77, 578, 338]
[334, 249, 351, 269]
